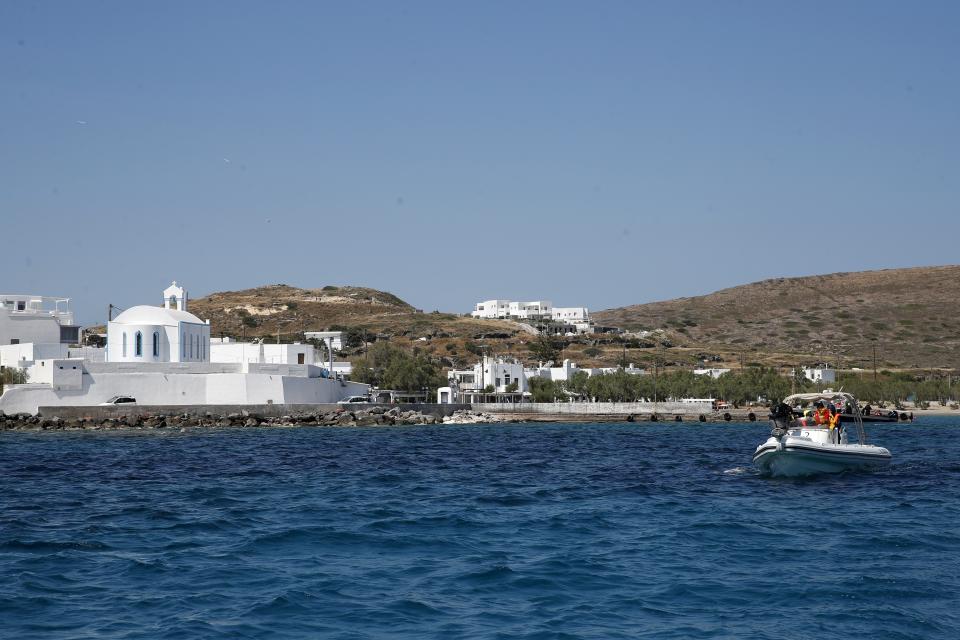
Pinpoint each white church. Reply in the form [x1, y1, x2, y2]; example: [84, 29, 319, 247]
[106, 282, 211, 363]
[0, 282, 369, 414]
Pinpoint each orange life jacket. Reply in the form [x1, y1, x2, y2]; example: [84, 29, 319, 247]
[814, 408, 830, 425]
[829, 412, 841, 428]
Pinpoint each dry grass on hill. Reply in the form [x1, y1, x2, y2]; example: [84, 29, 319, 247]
[594, 266, 960, 370]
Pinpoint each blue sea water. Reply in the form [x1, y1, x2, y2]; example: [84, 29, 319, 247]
[2, 417, 959, 639]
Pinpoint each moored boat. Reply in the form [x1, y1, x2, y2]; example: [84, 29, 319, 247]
[752, 392, 891, 477]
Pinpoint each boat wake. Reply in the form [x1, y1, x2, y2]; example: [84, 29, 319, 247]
[723, 466, 751, 475]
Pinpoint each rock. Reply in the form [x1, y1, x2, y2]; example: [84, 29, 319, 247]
[244, 418, 259, 427]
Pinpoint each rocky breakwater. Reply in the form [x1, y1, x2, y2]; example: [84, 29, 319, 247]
[0, 407, 504, 431]
[442, 409, 502, 424]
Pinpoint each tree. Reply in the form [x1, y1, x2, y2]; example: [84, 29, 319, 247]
[350, 342, 443, 393]
[567, 370, 589, 398]
[1, 367, 28, 394]
[527, 335, 563, 363]
[528, 377, 564, 402]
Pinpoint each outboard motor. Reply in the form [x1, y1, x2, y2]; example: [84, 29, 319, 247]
[768, 403, 794, 440]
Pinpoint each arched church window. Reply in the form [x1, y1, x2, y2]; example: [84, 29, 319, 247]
[122, 332, 127, 357]
[135, 332, 143, 357]
[190, 334, 194, 359]
[153, 332, 160, 357]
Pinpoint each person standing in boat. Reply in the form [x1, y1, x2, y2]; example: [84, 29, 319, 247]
[813, 402, 831, 426]
[828, 403, 841, 428]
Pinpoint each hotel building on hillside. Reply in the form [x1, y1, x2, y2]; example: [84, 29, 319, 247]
[470, 299, 594, 333]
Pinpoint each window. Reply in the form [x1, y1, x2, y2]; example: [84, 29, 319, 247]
[153, 332, 160, 357]
[10, 338, 19, 345]
[190, 334, 194, 359]
[135, 331, 143, 357]
[122, 332, 127, 357]
[182, 334, 186, 358]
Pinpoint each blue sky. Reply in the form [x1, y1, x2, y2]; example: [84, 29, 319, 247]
[2, 1, 958, 325]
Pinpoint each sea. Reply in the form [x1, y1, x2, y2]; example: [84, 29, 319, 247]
[1, 417, 958, 639]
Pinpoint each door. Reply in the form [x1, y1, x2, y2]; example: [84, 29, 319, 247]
[297, 353, 305, 364]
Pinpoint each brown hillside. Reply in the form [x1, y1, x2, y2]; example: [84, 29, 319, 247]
[190, 284, 415, 336]
[187, 284, 537, 368]
[594, 266, 960, 369]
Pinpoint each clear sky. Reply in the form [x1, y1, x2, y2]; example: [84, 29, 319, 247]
[3, 1, 958, 325]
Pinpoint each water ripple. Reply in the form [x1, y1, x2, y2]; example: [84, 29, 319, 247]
[1, 418, 959, 638]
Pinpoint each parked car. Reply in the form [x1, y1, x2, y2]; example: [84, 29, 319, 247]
[337, 396, 370, 404]
[99, 395, 137, 405]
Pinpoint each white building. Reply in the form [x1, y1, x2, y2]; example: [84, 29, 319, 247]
[693, 368, 732, 379]
[472, 300, 554, 320]
[106, 282, 210, 363]
[0, 343, 104, 369]
[0, 281, 368, 414]
[448, 356, 529, 395]
[471, 300, 514, 319]
[552, 307, 589, 323]
[439, 357, 646, 403]
[210, 337, 318, 366]
[0, 358, 369, 415]
[1, 294, 80, 346]
[471, 300, 593, 332]
[304, 331, 344, 352]
[802, 367, 837, 383]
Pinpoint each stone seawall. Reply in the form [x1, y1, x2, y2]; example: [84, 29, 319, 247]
[0, 404, 474, 431]
[473, 402, 762, 423]
[0, 402, 765, 430]
[36, 403, 469, 421]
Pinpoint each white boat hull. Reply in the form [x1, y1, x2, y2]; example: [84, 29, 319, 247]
[753, 436, 891, 477]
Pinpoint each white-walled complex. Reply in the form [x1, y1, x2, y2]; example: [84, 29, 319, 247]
[470, 299, 594, 333]
[0, 282, 368, 413]
[441, 356, 646, 403]
[0, 359, 369, 415]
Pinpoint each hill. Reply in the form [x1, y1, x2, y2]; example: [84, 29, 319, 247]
[187, 284, 534, 368]
[190, 284, 415, 336]
[594, 266, 960, 370]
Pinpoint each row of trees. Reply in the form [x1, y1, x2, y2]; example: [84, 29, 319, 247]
[833, 372, 960, 409]
[527, 368, 795, 404]
[349, 343, 446, 392]
[524, 368, 960, 407]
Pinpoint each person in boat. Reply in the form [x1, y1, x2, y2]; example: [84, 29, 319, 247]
[813, 402, 831, 426]
[827, 403, 841, 429]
